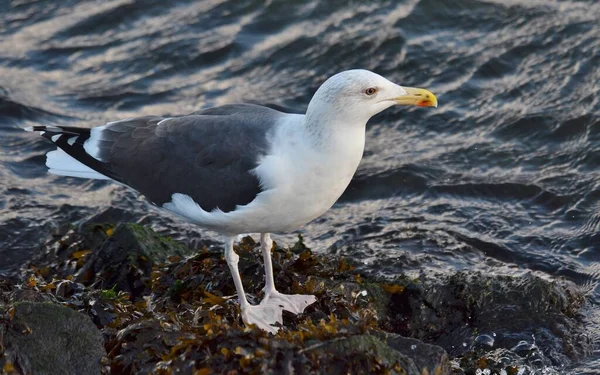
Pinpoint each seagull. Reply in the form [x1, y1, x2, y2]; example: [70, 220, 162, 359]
[26, 70, 437, 333]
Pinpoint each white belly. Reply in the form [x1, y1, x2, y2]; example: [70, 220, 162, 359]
[237, 120, 366, 233]
[250, 154, 360, 232]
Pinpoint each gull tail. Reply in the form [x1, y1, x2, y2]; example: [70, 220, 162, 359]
[25, 125, 118, 181]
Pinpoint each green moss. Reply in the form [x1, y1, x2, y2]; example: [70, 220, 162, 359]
[100, 285, 117, 300]
[124, 223, 193, 262]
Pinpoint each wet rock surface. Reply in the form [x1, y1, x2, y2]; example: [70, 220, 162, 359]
[0, 223, 591, 374]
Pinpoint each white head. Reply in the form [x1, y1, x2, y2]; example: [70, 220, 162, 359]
[306, 69, 437, 126]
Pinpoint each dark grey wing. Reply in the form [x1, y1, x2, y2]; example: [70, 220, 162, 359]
[107, 104, 283, 212]
[50, 104, 279, 213]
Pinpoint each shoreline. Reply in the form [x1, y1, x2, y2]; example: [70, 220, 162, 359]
[0, 219, 589, 374]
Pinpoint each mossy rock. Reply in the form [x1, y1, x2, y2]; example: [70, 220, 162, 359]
[75, 223, 195, 298]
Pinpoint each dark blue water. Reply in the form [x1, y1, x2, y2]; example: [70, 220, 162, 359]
[1, 0, 599, 372]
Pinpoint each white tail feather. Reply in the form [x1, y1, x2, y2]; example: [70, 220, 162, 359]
[46, 149, 112, 180]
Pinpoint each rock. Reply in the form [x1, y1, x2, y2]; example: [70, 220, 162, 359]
[1, 302, 106, 375]
[16, 224, 588, 374]
[311, 333, 450, 375]
[312, 334, 421, 374]
[377, 332, 451, 375]
[78, 207, 138, 229]
[379, 272, 589, 371]
[8, 288, 55, 304]
[76, 223, 194, 298]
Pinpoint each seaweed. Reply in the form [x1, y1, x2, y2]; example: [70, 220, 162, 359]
[0, 224, 588, 374]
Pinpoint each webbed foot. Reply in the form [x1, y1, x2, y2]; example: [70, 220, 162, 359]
[240, 301, 283, 334]
[262, 290, 317, 315]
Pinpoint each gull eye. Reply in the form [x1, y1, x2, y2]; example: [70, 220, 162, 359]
[365, 87, 378, 96]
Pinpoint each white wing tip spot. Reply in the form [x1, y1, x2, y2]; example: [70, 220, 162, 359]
[157, 118, 172, 126]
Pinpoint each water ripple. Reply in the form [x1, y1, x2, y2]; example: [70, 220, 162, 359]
[1, 0, 599, 369]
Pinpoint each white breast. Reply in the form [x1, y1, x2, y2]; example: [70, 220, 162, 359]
[227, 114, 366, 233]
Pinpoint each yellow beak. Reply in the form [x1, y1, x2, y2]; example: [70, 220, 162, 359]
[394, 87, 438, 108]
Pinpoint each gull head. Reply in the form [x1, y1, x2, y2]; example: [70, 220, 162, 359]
[307, 69, 437, 124]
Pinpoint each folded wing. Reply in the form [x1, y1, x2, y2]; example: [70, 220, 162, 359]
[28, 104, 283, 213]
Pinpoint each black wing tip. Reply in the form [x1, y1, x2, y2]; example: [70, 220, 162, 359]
[25, 123, 123, 182]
